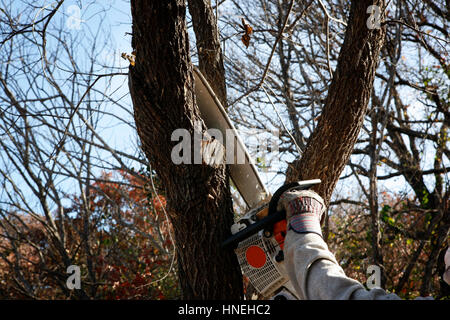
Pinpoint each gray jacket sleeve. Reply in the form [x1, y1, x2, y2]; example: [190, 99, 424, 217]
[284, 231, 401, 300]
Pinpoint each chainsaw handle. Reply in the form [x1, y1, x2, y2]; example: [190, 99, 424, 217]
[220, 209, 285, 249]
[221, 179, 321, 249]
[267, 181, 308, 216]
[263, 181, 307, 236]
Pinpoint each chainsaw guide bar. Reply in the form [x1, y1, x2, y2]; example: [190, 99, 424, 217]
[193, 67, 270, 209]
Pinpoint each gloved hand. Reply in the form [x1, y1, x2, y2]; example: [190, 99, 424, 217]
[444, 247, 450, 286]
[277, 189, 326, 237]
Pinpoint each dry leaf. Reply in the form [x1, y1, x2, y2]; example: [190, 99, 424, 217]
[241, 34, 251, 48]
[121, 51, 136, 67]
[240, 18, 253, 48]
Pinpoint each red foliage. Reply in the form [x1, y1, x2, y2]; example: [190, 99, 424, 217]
[0, 170, 179, 299]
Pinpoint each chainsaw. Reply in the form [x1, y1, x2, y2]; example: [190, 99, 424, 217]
[194, 67, 320, 300]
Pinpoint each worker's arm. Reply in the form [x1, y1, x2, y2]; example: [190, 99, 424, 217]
[284, 231, 401, 300]
[279, 190, 401, 300]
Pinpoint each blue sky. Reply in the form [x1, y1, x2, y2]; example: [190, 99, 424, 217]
[56, 0, 450, 201]
[2, 0, 447, 215]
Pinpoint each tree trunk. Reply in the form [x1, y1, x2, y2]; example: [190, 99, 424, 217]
[368, 106, 386, 287]
[128, 0, 242, 299]
[286, 0, 386, 205]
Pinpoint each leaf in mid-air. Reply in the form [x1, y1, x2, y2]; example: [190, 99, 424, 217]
[240, 18, 253, 48]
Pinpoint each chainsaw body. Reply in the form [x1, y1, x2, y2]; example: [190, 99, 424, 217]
[224, 180, 321, 299]
[233, 212, 293, 299]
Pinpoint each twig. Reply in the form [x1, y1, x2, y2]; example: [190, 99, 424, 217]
[135, 166, 177, 290]
[317, 0, 347, 27]
[262, 83, 302, 156]
[384, 19, 450, 45]
[325, 16, 333, 78]
[229, 0, 295, 106]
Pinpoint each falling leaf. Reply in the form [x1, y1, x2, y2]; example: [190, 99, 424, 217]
[241, 34, 251, 48]
[240, 18, 253, 48]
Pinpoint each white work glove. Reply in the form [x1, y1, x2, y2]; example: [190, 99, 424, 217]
[444, 247, 450, 286]
[277, 189, 326, 237]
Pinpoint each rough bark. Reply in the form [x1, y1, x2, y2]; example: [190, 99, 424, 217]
[128, 0, 242, 299]
[286, 0, 386, 206]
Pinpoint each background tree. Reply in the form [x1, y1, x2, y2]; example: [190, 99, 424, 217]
[0, 1, 177, 299]
[0, 169, 178, 299]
